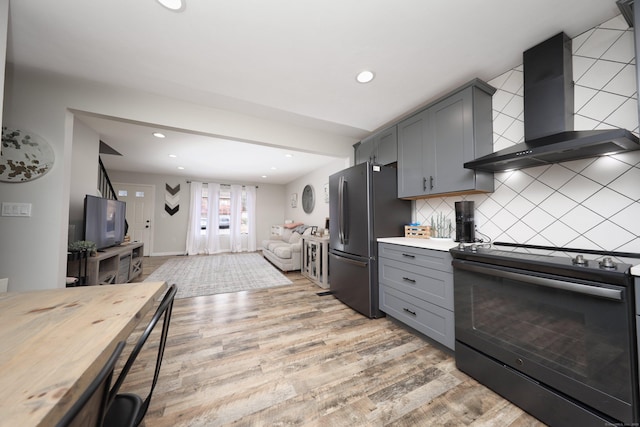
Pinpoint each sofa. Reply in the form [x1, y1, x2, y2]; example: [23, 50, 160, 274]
[262, 225, 311, 272]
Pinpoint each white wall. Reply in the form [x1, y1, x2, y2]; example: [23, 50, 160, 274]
[69, 118, 101, 242]
[0, 66, 356, 291]
[107, 170, 286, 255]
[0, 0, 8, 134]
[284, 157, 350, 230]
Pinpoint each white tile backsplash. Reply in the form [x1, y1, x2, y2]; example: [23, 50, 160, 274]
[575, 28, 625, 59]
[603, 64, 636, 96]
[580, 155, 634, 185]
[579, 91, 628, 122]
[414, 14, 640, 252]
[536, 164, 576, 188]
[558, 174, 603, 203]
[604, 97, 639, 131]
[601, 31, 635, 63]
[522, 207, 556, 231]
[576, 60, 625, 90]
[561, 205, 604, 234]
[582, 187, 633, 217]
[608, 167, 640, 199]
[611, 203, 640, 233]
[538, 192, 577, 218]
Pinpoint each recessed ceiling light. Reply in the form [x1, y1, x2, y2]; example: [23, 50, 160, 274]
[168, 154, 177, 158]
[285, 154, 293, 158]
[270, 166, 277, 170]
[356, 70, 375, 84]
[153, 132, 166, 138]
[177, 166, 185, 170]
[156, 0, 185, 11]
[261, 175, 268, 178]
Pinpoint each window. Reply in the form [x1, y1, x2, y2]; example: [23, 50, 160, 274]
[200, 185, 248, 235]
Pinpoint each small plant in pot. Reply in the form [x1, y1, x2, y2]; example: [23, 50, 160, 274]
[68, 240, 97, 256]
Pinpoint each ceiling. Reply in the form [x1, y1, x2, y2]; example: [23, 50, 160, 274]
[5, 0, 625, 184]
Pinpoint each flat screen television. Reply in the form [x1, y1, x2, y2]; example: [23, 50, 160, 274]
[83, 195, 127, 250]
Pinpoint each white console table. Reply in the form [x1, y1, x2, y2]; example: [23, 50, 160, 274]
[301, 235, 330, 289]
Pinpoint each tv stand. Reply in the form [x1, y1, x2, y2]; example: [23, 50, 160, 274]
[68, 242, 144, 286]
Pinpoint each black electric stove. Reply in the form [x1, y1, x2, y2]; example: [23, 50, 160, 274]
[451, 241, 640, 426]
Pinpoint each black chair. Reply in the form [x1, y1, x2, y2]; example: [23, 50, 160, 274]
[56, 341, 126, 427]
[103, 284, 177, 427]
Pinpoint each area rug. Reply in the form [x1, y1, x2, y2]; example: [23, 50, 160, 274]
[144, 253, 292, 299]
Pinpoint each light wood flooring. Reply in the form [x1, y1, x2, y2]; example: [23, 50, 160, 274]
[125, 254, 546, 426]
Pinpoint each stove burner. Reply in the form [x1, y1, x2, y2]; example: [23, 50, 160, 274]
[599, 257, 616, 270]
[572, 254, 587, 266]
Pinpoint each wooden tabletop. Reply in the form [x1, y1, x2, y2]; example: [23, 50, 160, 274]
[0, 281, 167, 427]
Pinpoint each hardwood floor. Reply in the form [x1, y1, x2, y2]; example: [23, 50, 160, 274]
[126, 255, 546, 426]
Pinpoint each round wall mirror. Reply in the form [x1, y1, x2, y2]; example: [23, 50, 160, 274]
[302, 185, 315, 213]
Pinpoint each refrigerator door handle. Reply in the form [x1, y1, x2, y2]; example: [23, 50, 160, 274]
[338, 176, 344, 244]
[338, 176, 349, 245]
[330, 252, 367, 268]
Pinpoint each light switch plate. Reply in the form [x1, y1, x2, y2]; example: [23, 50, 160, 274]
[1, 202, 32, 217]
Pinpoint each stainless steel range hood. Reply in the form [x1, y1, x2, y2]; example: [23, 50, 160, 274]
[465, 32, 640, 172]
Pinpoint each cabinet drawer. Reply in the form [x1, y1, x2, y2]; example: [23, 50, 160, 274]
[379, 258, 453, 310]
[379, 243, 452, 273]
[380, 285, 454, 350]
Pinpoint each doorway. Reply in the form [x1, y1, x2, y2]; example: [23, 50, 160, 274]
[114, 183, 155, 256]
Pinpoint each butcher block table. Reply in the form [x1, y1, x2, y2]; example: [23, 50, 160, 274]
[0, 281, 167, 427]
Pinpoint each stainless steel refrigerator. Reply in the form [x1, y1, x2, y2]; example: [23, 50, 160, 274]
[329, 162, 411, 318]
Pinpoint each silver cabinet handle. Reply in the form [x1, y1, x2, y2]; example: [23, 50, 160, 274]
[403, 307, 417, 316]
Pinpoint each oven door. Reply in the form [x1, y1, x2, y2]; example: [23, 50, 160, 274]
[453, 259, 637, 424]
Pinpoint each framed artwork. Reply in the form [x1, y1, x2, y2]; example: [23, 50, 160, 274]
[311, 226, 318, 235]
[290, 193, 297, 208]
[0, 127, 55, 183]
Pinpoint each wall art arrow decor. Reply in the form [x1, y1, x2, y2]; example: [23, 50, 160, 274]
[165, 183, 180, 216]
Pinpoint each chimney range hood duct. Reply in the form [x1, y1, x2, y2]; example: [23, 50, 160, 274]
[464, 32, 640, 172]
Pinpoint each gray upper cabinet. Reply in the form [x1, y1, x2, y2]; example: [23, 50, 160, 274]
[354, 125, 397, 166]
[398, 79, 495, 199]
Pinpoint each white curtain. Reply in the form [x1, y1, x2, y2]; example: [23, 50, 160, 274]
[205, 182, 221, 254]
[185, 181, 203, 255]
[229, 184, 243, 252]
[246, 185, 257, 252]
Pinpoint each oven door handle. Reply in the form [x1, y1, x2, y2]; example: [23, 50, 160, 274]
[454, 261, 623, 301]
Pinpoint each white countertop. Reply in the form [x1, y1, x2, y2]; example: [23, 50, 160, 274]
[631, 265, 640, 277]
[378, 237, 458, 252]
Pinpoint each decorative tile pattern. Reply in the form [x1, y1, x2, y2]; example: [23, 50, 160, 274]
[415, 14, 640, 254]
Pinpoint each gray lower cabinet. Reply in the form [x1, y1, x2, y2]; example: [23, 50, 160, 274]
[354, 125, 397, 166]
[397, 78, 495, 199]
[378, 242, 454, 350]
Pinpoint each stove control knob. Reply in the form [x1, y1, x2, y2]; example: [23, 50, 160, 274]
[574, 255, 586, 265]
[470, 244, 478, 252]
[600, 257, 616, 269]
[458, 243, 466, 251]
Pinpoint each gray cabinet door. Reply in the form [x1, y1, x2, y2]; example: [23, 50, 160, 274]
[430, 87, 475, 194]
[397, 79, 495, 199]
[397, 110, 428, 198]
[374, 126, 397, 165]
[355, 126, 398, 166]
[355, 135, 375, 165]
